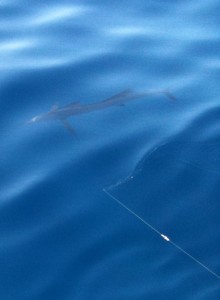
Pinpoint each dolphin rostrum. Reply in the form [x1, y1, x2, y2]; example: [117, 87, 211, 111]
[27, 89, 175, 134]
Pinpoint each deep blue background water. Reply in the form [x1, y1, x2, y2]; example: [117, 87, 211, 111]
[0, 1, 220, 299]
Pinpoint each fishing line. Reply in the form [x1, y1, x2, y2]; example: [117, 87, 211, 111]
[103, 188, 220, 281]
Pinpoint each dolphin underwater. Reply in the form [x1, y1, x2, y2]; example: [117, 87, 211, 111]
[27, 89, 175, 134]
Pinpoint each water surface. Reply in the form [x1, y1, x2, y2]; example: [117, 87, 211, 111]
[0, 0, 220, 299]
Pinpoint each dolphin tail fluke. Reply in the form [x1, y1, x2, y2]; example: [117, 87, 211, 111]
[145, 89, 177, 101]
[60, 119, 75, 135]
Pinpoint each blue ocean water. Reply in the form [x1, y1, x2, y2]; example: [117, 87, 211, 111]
[0, 1, 220, 299]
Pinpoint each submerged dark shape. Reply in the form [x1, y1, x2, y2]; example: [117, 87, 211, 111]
[27, 89, 175, 134]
